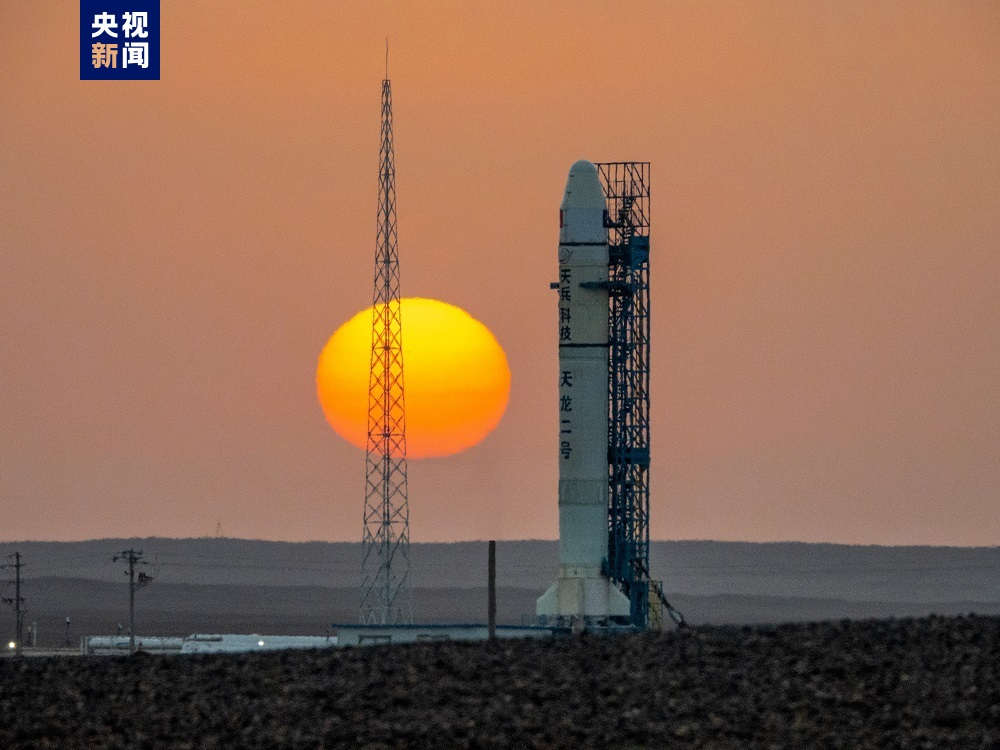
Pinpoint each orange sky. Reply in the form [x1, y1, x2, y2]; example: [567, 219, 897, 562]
[1, 1, 998, 544]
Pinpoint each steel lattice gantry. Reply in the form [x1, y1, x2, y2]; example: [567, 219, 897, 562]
[360, 78, 413, 626]
[596, 162, 651, 628]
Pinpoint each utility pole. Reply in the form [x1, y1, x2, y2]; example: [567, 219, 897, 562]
[1, 552, 25, 656]
[113, 548, 148, 654]
[488, 541, 496, 640]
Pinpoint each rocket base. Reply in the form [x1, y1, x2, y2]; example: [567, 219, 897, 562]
[536, 569, 631, 627]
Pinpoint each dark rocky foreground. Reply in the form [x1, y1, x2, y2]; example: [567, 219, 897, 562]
[2, 615, 998, 749]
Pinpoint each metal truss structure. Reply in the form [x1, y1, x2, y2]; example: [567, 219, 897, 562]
[361, 78, 412, 625]
[596, 162, 652, 628]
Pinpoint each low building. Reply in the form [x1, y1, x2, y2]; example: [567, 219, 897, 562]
[81, 633, 338, 656]
[332, 623, 559, 646]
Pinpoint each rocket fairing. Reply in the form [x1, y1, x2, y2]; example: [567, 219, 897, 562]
[537, 160, 631, 624]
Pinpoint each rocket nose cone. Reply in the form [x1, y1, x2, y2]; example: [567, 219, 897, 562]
[560, 160, 606, 210]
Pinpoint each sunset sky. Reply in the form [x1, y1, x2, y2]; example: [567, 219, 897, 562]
[1, 1, 998, 545]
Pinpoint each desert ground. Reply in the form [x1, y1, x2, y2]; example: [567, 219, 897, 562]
[1, 614, 998, 749]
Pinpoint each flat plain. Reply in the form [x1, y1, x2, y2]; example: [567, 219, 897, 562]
[1, 540, 998, 644]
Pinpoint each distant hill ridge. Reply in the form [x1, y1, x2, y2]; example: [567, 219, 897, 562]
[1, 538, 997, 604]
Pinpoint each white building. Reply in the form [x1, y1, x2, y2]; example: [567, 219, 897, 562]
[81, 633, 338, 656]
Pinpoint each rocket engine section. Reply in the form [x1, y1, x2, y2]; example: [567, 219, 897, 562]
[537, 160, 631, 626]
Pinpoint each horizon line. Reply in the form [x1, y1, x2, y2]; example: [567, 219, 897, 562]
[1, 536, 996, 550]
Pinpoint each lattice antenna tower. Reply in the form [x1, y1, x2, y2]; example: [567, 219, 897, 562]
[360, 76, 412, 625]
[596, 162, 651, 628]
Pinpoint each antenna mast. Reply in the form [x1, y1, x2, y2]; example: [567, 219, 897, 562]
[360, 75, 412, 625]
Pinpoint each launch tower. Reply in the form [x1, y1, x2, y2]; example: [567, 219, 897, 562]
[596, 162, 652, 629]
[360, 78, 412, 625]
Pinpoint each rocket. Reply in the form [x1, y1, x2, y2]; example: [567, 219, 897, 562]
[537, 160, 631, 626]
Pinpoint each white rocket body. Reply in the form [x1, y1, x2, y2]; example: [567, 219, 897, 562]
[537, 160, 631, 624]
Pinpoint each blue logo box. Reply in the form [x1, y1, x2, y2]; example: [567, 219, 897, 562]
[80, 0, 160, 80]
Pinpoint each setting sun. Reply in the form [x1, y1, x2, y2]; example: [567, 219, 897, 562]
[317, 298, 511, 458]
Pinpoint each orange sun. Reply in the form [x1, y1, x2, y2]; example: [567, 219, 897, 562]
[317, 298, 511, 458]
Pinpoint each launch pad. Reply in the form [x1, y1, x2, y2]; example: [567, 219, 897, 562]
[351, 68, 679, 634]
